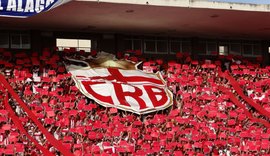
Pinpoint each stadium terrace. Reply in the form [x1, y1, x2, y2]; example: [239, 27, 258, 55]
[0, 0, 270, 155]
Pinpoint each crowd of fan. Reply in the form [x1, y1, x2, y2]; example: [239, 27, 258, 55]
[0, 48, 269, 156]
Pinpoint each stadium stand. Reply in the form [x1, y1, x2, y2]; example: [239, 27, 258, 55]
[0, 48, 269, 156]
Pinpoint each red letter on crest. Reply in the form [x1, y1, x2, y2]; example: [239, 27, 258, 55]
[113, 83, 147, 110]
[82, 81, 113, 104]
[144, 86, 169, 107]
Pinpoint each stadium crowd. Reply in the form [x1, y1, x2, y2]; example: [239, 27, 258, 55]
[0, 48, 269, 156]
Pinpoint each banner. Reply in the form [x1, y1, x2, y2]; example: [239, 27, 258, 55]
[0, 74, 73, 156]
[218, 85, 270, 128]
[0, 0, 70, 17]
[2, 93, 53, 156]
[219, 71, 270, 119]
[65, 52, 173, 114]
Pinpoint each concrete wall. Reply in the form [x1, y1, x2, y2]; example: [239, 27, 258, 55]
[1, 27, 268, 64]
[28, 31, 270, 65]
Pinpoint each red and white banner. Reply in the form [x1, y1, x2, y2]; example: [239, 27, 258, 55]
[65, 52, 173, 114]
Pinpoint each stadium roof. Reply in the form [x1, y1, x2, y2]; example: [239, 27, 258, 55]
[1, 0, 270, 39]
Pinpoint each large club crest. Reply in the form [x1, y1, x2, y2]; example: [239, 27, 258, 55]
[65, 52, 173, 114]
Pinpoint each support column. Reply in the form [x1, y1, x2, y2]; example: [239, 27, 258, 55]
[261, 40, 270, 66]
[100, 33, 116, 54]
